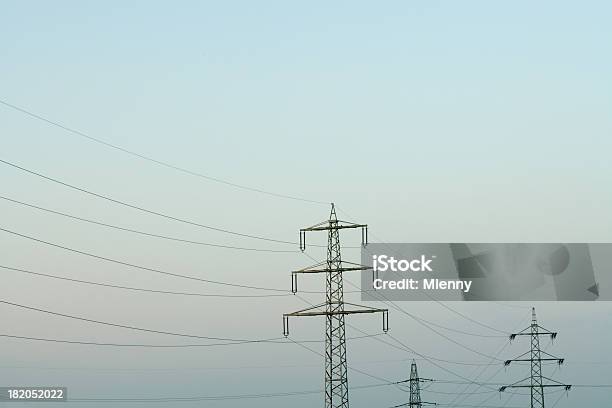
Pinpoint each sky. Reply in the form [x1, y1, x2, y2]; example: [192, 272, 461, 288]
[1, 1, 611, 407]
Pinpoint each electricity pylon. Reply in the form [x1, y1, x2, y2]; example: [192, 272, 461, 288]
[499, 307, 571, 408]
[409, 360, 436, 407]
[283, 203, 389, 408]
[392, 361, 435, 408]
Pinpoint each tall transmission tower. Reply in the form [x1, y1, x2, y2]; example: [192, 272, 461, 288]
[283, 203, 388, 408]
[391, 361, 435, 408]
[499, 307, 571, 408]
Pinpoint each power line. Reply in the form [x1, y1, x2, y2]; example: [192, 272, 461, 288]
[0, 299, 281, 343]
[435, 403, 522, 408]
[292, 291, 497, 390]
[0, 264, 290, 298]
[0, 226, 360, 295]
[393, 309, 507, 338]
[318, 216, 540, 405]
[297, 254, 541, 404]
[62, 382, 394, 403]
[286, 336, 401, 388]
[0, 158, 295, 245]
[0, 99, 328, 205]
[0, 226, 290, 292]
[432, 301, 508, 336]
[0, 195, 297, 253]
[425, 311, 531, 408]
[385, 332, 499, 391]
[441, 312, 533, 408]
[341, 279, 504, 361]
[0, 332, 381, 348]
[300, 251, 508, 349]
[335, 206, 511, 335]
[0, 334, 281, 348]
[443, 342, 511, 407]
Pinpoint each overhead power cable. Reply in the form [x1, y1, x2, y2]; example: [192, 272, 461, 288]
[0, 195, 297, 253]
[0, 158, 295, 245]
[441, 311, 532, 408]
[0, 226, 289, 292]
[301, 252, 506, 361]
[0, 264, 290, 298]
[360, 287, 504, 360]
[287, 336, 400, 387]
[0, 299, 281, 343]
[0, 332, 381, 348]
[0, 99, 328, 205]
[0, 230, 359, 295]
[62, 382, 393, 403]
[0, 299, 378, 346]
[292, 291, 494, 389]
[0, 334, 279, 348]
[335, 206, 510, 335]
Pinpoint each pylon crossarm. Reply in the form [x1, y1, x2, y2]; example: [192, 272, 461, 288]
[294, 262, 372, 274]
[290, 262, 373, 293]
[500, 379, 571, 392]
[505, 358, 564, 366]
[284, 302, 388, 335]
[288, 309, 384, 317]
[510, 329, 557, 341]
[504, 348, 565, 366]
[502, 384, 571, 389]
[301, 222, 365, 232]
[284, 302, 385, 317]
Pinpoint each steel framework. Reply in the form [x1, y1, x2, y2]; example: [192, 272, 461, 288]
[283, 203, 388, 408]
[500, 307, 571, 408]
[391, 361, 435, 408]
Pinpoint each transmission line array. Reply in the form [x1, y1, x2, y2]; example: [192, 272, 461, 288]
[0, 158, 296, 245]
[0, 195, 298, 253]
[0, 183, 583, 407]
[0, 99, 601, 408]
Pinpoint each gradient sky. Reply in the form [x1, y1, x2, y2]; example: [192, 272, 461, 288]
[1, 1, 611, 407]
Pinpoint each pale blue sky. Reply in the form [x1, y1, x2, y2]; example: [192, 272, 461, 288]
[1, 1, 611, 407]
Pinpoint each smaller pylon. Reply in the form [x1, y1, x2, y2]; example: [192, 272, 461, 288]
[392, 360, 436, 408]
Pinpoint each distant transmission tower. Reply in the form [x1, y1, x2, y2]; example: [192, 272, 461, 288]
[409, 360, 436, 407]
[283, 203, 389, 408]
[500, 307, 571, 408]
[391, 360, 435, 408]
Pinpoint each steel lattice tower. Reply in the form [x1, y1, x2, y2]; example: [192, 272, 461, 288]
[500, 308, 571, 408]
[283, 203, 388, 408]
[409, 360, 423, 408]
[392, 361, 435, 408]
